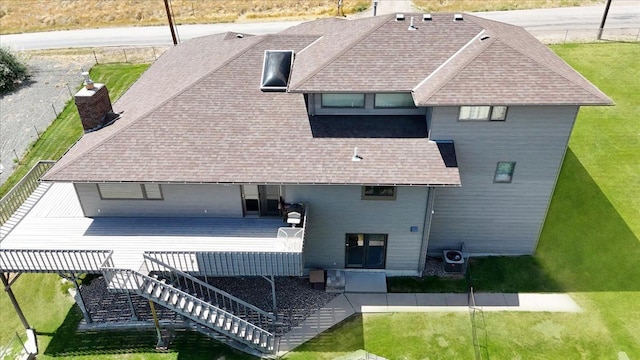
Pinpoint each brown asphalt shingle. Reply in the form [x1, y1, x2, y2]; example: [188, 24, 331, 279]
[43, 13, 611, 185]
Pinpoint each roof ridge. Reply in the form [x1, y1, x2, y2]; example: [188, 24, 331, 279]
[413, 30, 492, 104]
[45, 34, 269, 179]
[491, 30, 612, 103]
[288, 14, 392, 91]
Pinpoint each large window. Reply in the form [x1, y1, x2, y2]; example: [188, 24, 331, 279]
[362, 186, 396, 200]
[374, 93, 416, 108]
[345, 233, 387, 269]
[494, 162, 516, 183]
[321, 93, 365, 108]
[98, 183, 164, 200]
[459, 106, 508, 121]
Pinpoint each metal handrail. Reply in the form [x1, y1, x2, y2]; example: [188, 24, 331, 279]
[0, 161, 55, 226]
[143, 254, 275, 321]
[101, 266, 275, 352]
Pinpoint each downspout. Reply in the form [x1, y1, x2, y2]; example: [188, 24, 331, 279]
[418, 187, 436, 276]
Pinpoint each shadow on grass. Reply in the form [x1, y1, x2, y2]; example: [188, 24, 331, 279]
[287, 315, 364, 354]
[535, 149, 640, 292]
[44, 304, 255, 359]
[389, 149, 640, 294]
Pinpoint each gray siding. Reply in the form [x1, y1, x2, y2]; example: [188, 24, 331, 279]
[146, 251, 303, 277]
[427, 105, 578, 255]
[285, 185, 429, 274]
[76, 183, 243, 217]
[309, 94, 427, 116]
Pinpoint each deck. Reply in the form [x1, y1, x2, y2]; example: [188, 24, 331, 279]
[0, 183, 304, 272]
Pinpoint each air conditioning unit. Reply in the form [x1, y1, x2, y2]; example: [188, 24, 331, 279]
[443, 250, 465, 273]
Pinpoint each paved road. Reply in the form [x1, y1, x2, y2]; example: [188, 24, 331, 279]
[1, 0, 638, 50]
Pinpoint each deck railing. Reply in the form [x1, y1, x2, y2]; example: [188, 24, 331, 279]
[101, 266, 276, 353]
[0, 249, 112, 273]
[0, 160, 55, 226]
[143, 254, 275, 325]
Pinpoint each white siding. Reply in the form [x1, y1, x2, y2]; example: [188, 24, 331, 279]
[76, 183, 243, 217]
[427, 105, 579, 255]
[285, 185, 429, 273]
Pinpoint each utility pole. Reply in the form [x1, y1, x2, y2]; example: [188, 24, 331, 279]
[164, 0, 178, 45]
[597, 0, 613, 40]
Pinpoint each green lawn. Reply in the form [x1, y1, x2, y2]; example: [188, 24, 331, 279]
[287, 42, 640, 359]
[0, 63, 149, 198]
[1, 43, 639, 359]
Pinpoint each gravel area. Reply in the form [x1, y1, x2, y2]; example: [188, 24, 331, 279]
[0, 54, 92, 185]
[80, 275, 337, 335]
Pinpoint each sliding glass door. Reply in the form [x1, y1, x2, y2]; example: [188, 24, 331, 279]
[345, 233, 387, 269]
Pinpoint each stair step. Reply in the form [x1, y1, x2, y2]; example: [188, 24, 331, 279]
[253, 329, 261, 344]
[231, 320, 240, 334]
[161, 288, 171, 302]
[170, 293, 179, 305]
[186, 300, 194, 313]
[267, 337, 275, 352]
[144, 281, 155, 295]
[193, 304, 202, 317]
[216, 314, 225, 328]
[178, 297, 187, 309]
[224, 317, 232, 331]
[239, 322, 247, 337]
[200, 308, 210, 321]
[154, 284, 164, 298]
[245, 326, 254, 341]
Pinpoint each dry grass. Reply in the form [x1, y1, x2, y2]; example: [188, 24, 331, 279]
[0, 0, 369, 35]
[414, 0, 601, 12]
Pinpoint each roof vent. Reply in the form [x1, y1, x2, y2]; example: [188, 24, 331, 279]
[352, 147, 362, 162]
[480, 35, 490, 41]
[422, 13, 432, 21]
[396, 13, 405, 21]
[260, 50, 294, 92]
[236, 33, 244, 38]
[454, 14, 463, 21]
[408, 17, 417, 31]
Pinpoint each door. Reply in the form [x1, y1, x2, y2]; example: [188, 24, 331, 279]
[242, 185, 260, 216]
[345, 233, 387, 269]
[242, 185, 281, 216]
[258, 185, 281, 216]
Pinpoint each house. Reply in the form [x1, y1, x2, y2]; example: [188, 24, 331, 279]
[0, 13, 611, 355]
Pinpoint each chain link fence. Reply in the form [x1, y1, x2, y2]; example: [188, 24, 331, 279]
[0, 332, 28, 360]
[532, 27, 640, 44]
[0, 46, 168, 187]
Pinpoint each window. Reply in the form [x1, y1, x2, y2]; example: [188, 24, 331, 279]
[321, 93, 365, 108]
[98, 183, 164, 200]
[374, 93, 416, 108]
[494, 162, 516, 183]
[362, 186, 396, 200]
[459, 106, 508, 121]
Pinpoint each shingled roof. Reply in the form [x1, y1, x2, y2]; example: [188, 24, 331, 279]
[42, 13, 610, 185]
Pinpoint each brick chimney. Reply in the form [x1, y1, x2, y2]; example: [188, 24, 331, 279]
[74, 72, 118, 133]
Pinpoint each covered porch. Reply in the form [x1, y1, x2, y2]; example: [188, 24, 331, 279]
[0, 182, 307, 276]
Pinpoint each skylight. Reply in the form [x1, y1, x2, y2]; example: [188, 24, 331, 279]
[260, 50, 294, 92]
